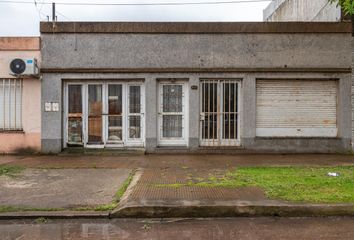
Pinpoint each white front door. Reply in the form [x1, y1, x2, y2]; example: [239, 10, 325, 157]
[158, 82, 188, 146]
[64, 81, 145, 148]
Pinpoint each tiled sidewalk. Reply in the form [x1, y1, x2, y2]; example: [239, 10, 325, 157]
[1, 154, 354, 169]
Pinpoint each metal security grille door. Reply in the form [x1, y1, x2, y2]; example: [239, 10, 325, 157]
[200, 80, 241, 146]
[158, 82, 187, 146]
[64, 82, 144, 148]
[256, 80, 337, 137]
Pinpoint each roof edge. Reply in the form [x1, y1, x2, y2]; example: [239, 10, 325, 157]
[40, 22, 352, 34]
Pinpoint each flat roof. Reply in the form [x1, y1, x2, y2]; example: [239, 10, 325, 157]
[40, 22, 352, 34]
[0, 37, 40, 51]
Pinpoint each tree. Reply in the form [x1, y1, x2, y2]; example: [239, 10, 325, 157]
[329, 0, 354, 15]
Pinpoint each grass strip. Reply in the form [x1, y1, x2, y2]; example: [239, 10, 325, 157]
[154, 166, 354, 203]
[0, 165, 23, 177]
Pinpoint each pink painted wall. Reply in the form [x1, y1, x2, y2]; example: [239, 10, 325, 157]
[0, 37, 41, 153]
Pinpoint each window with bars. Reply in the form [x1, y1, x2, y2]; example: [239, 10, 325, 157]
[0, 79, 22, 131]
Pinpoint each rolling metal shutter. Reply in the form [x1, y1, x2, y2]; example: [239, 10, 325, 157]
[256, 80, 337, 137]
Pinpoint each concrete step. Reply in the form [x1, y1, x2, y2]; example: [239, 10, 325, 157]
[59, 147, 145, 156]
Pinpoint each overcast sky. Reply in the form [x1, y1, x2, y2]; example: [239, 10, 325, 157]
[0, 0, 272, 36]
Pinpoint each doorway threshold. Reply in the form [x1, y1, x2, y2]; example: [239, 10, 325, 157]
[59, 147, 145, 156]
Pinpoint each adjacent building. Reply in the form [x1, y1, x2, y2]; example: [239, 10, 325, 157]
[40, 22, 352, 153]
[0, 37, 41, 153]
[263, 0, 341, 22]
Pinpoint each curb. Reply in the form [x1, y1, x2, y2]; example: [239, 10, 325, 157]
[1, 204, 354, 219]
[0, 211, 110, 220]
[111, 204, 354, 218]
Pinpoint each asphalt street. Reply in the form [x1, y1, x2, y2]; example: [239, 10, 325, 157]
[0, 217, 353, 240]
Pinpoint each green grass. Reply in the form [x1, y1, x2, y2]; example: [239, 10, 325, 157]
[155, 166, 354, 204]
[34, 217, 48, 224]
[0, 206, 63, 213]
[0, 165, 23, 177]
[115, 171, 134, 201]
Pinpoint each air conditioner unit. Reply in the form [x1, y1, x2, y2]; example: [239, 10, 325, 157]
[9, 58, 39, 76]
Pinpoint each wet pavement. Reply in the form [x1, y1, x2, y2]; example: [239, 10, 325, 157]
[0, 217, 353, 240]
[1, 154, 354, 169]
[127, 168, 266, 201]
[0, 169, 131, 209]
[1, 154, 354, 217]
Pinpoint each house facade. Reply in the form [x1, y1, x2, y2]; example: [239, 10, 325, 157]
[0, 37, 41, 153]
[40, 22, 352, 153]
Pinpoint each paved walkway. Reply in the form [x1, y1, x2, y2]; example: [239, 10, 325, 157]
[1, 154, 354, 169]
[128, 168, 266, 201]
[0, 169, 131, 209]
[1, 154, 354, 217]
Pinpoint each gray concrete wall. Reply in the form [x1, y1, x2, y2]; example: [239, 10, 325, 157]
[264, 0, 341, 22]
[41, 73, 63, 153]
[41, 33, 350, 69]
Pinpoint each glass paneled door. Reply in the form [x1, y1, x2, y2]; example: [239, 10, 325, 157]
[128, 85, 142, 141]
[67, 85, 83, 146]
[200, 80, 241, 146]
[87, 84, 103, 146]
[158, 82, 188, 146]
[106, 84, 123, 145]
[64, 82, 144, 148]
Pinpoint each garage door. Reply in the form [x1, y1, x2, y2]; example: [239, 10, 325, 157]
[256, 80, 337, 137]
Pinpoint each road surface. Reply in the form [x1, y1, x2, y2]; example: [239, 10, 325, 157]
[0, 217, 353, 239]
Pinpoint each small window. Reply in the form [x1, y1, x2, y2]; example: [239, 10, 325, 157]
[0, 79, 22, 131]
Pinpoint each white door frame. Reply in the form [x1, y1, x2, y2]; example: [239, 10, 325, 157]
[124, 83, 146, 147]
[63, 80, 145, 148]
[157, 81, 189, 146]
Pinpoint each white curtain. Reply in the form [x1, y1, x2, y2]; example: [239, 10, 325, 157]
[0, 79, 22, 130]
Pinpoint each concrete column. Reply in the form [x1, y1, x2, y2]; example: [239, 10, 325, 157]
[144, 77, 158, 151]
[337, 73, 352, 148]
[351, 37, 354, 149]
[241, 74, 256, 148]
[188, 76, 200, 150]
[41, 74, 63, 153]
